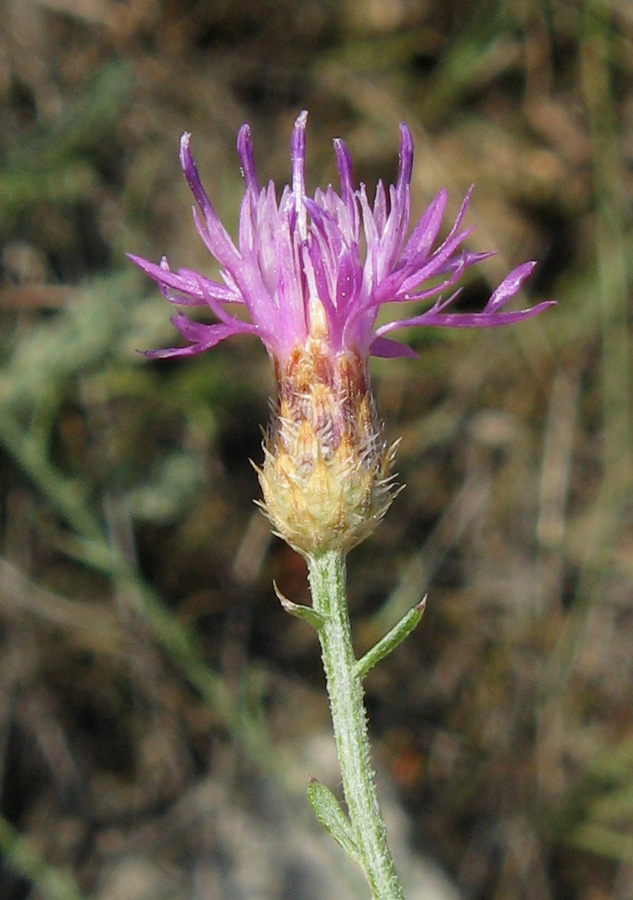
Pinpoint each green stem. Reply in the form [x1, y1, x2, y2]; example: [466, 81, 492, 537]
[307, 551, 405, 900]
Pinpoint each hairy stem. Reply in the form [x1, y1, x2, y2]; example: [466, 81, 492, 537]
[308, 550, 404, 900]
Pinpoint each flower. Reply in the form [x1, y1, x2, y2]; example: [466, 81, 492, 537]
[129, 111, 552, 365]
[130, 112, 553, 557]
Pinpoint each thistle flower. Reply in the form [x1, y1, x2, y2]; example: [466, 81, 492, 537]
[130, 112, 553, 557]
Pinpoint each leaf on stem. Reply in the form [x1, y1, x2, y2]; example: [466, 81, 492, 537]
[306, 778, 361, 864]
[272, 580, 326, 629]
[355, 596, 427, 680]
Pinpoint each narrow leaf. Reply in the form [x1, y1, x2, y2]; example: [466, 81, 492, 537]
[355, 596, 427, 680]
[307, 778, 361, 864]
[273, 580, 325, 629]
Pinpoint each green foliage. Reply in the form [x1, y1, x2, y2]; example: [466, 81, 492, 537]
[0, 63, 133, 231]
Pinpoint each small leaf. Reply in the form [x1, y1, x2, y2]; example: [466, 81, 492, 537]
[273, 581, 325, 629]
[355, 595, 427, 680]
[307, 778, 361, 864]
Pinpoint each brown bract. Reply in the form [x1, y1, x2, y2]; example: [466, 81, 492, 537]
[256, 340, 399, 557]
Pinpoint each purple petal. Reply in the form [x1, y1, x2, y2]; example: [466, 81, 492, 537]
[128, 253, 239, 305]
[376, 299, 556, 335]
[275, 210, 307, 336]
[304, 239, 337, 322]
[371, 224, 473, 306]
[191, 274, 251, 328]
[397, 267, 467, 307]
[373, 181, 387, 235]
[333, 137, 354, 205]
[396, 123, 414, 195]
[483, 261, 537, 312]
[237, 124, 259, 194]
[180, 133, 240, 270]
[370, 335, 419, 358]
[398, 189, 447, 267]
[291, 111, 309, 238]
[142, 312, 256, 359]
[335, 249, 362, 316]
[379, 180, 410, 271]
[439, 249, 495, 274]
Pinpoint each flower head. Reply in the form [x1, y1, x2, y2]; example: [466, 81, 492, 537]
[130, 112, 553, 556]
[129, 110, 552, 365]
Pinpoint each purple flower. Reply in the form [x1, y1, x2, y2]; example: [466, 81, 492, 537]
[129, 111, 553, 366]
[130, 112, 555, 556]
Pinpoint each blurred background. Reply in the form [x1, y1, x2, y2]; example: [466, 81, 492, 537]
[1, 1, 632, 898]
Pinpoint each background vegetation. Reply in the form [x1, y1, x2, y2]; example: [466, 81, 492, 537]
[1, 1, 632, 898]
